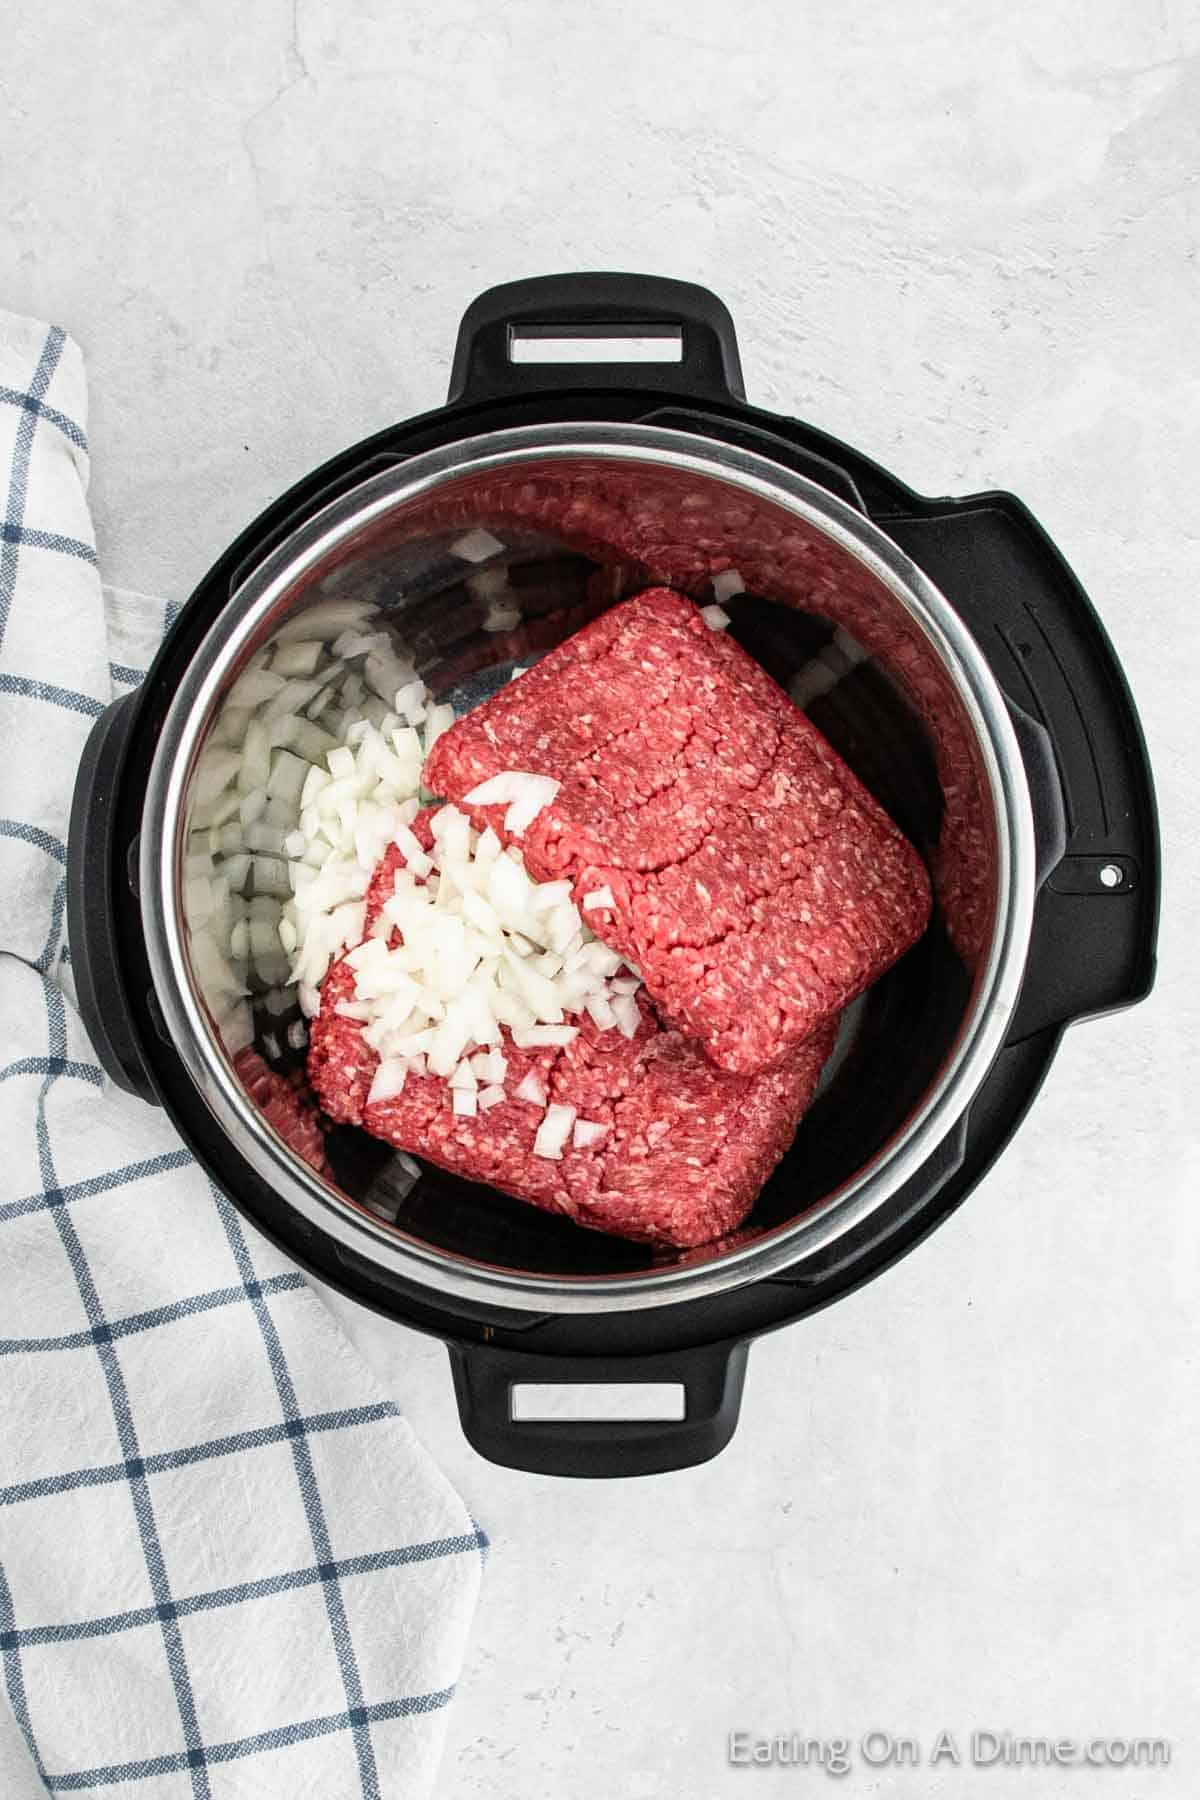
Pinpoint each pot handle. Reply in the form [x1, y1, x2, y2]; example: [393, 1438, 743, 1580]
[447, 1337, 749, 1478]
[66, 693, 158, 1102]
[447, 272, 746, 407]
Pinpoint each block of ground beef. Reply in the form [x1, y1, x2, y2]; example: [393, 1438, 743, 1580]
[424, 587, 931, 1074]
[307, 843, 835, 1248]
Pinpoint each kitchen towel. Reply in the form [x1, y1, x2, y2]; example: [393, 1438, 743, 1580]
[0, 309, 484, 1798]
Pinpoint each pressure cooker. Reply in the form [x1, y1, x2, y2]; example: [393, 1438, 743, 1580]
[67, 274, 1159, 1476]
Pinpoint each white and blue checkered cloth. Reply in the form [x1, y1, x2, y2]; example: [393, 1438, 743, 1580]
[0, 310, 484, 1797]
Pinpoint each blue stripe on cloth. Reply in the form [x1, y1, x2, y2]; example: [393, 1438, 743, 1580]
[0, 671, 104, 717]
[108, 661, 146, 687]
[0, 1269, 305, 1354]
[0, 524, 96, 564]
[210, 1184, 382, 1796]
[0, 383, 87, 452]
[0, 1401, 400, 1507]
[0, 1148, 194, 1223]
[31, 983, 213, 1798]
[41, 1690, 456, 1791]
[0, 817, 66, 862]
[0, 326, 68, 655]
[0, 1054, 101, 1090]
[164, 599, 182, 630]
[35, 871, 68, 975]
[0, 1559, 49, 1787]
[7, 1530, 489, 1648]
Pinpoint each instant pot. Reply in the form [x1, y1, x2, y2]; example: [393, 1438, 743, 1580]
[67, 274, 1159, 1476]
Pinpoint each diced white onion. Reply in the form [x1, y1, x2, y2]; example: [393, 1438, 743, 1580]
[367, 1058, 409, 1105]
[581, 885, 615, 911]
[611, 993, 640, 1038]
[227, 666, 286, 709]
[512, 1025, 578, 1048]
[199, 607, 652, 1133]
[274, 599, 376, 643]
[451, 527, 505, 563]
[572, 1119, 608, 1149]
[533, 1103, 575, 1161]
[711, 569, 745, 604]
[700, 603, 731, 631]
[514, 1071, 547, 1106]
[463, 770, 560, 838]
[271, 639, 324, 678]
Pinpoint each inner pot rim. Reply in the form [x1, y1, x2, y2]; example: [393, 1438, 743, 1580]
[141, 423, 1036, 1316]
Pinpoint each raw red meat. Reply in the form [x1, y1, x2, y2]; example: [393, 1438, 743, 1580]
[425, 587, 930, 1074]
[403, 462, 991, 964]
[233, 1047, 329, 1177]
[308, 949, 835, 1248]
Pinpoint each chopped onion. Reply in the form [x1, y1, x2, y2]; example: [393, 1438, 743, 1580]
[274, 598, 376, 643]
[483, 603, 522, 633]
[788, 661, 840, 708]
[585, 994, 617, 1031]
[581, 885, 615, 911]
[422, 702, 456, 763]
[367, 1058, 409, 1105]
[463, 770, 560, 838]
[533, 1103, 575, 1161]
[266, 750, 309, 807]
[227, 666, 286, 709]
[194, 748, 241, 809]
[451, 527, 505, 563]
[220, 1001, 255, 1057]
[471, 1049, 507, 1084]
[244, 822, 287, 856]
[699, 603, 731, 631]
[512, 1024, 578, 1048]
[572, 1119, 608, 1149]
[198, 607, 651, 1122]
[239, 787, 268, 828]
[271, 639, 324, 678]
[611, 993, 640, 1039]
[711, 568, 745, 604]
[394, 679, 427, 724]
[833, 625, 869, 666]
[514, 1071, 547, 1106]
[253, 855, 291, 898]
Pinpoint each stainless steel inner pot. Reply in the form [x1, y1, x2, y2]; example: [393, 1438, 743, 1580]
[142, 423, 1036, 1313]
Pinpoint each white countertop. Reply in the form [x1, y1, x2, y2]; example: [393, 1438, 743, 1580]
[4, 1, 1196, 1793]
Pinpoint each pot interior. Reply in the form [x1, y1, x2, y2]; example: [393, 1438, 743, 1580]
[174, 442, 1001, 1284]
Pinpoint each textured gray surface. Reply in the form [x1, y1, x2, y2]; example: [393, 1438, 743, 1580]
[4, 1, 1197, 1794]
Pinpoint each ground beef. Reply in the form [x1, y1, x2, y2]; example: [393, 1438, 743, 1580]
[309, 959, 833, 1248]
[233, 1047, 329, 1177]
[306, 837, 835, 1248]
[425, 587, 931, 1075]
[405, 464, 991, 965]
